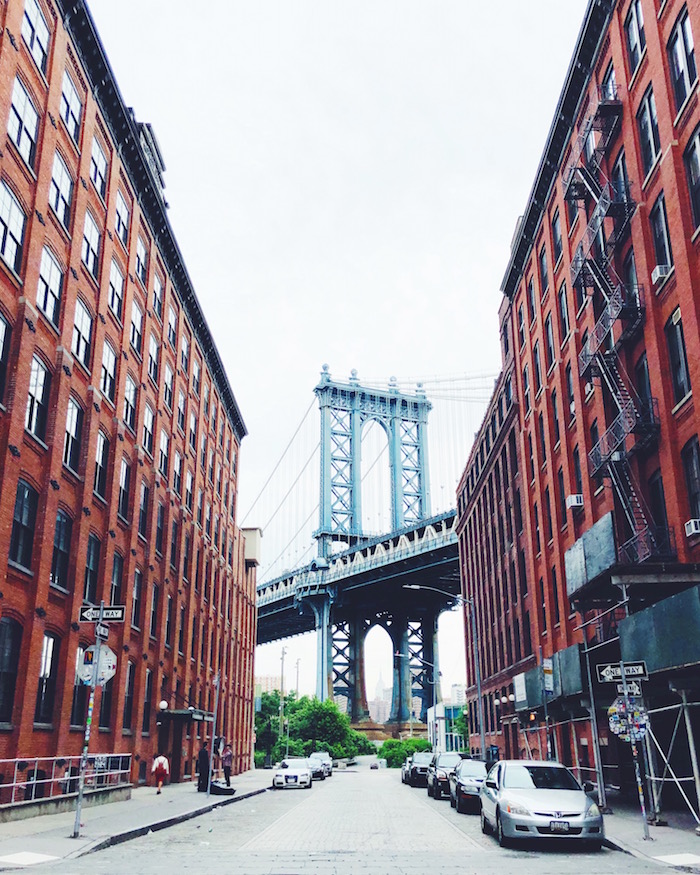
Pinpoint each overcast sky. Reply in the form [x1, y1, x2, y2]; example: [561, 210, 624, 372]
[88, 0, 589, 699]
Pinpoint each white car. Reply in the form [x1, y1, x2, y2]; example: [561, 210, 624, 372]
[271, 758, 312, 790]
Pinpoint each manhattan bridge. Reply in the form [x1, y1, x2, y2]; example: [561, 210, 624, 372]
[245, 365, 495, 732]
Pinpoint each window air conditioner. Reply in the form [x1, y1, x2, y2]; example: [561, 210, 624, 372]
[651, 264, 672, 285]
[685, 519, 700, 537]
[610, 450, 623, 462]
[566, 493, 584, 510]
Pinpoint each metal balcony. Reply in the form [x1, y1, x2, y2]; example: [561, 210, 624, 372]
[563, 85, 623, 200]
[588, 401, 637, 475]
[618, 525, 676, 565]
[578, 283, 644, 376]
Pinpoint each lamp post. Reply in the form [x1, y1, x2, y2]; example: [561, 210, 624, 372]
[403, 584, 486, 760]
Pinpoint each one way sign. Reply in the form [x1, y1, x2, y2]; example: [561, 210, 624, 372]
[79, 605, 126, 622]
[596, 661, 648, 683]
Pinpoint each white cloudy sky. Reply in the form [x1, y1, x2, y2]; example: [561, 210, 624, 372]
[88, 0, 589, 698]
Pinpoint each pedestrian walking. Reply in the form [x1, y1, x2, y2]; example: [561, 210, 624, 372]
[197, 741, 210, 792]
[222, 743, 233, 787]
[152, 752, 170, 794]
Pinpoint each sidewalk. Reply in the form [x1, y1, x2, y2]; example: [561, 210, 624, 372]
[603, 792, 700, 873]
[0, 768, 272, 870]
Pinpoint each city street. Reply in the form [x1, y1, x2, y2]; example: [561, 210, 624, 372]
[42, 764, 668, 875]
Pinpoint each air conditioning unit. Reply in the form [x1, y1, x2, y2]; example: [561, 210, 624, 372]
[651, 264, 672, 285]
[566, 493, 584, 510]
[685, 519, 700, 537]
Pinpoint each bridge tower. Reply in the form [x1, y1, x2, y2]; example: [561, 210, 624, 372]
[303, 366, 437, 720]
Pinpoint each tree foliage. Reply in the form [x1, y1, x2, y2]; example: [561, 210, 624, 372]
[377, 736, 432, 768]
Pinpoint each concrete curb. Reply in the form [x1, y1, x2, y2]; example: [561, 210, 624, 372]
[72, 787, 269, 858]
[603, 834, 700, 873]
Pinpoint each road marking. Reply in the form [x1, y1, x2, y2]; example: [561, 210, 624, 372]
[0, 851, 59, 865]
[654, 853, 700, 865]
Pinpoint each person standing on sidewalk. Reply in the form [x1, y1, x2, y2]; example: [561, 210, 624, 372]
[222, 743, 233, 787]
[152, 752, 170, 794]
[197, 741, 210, 792]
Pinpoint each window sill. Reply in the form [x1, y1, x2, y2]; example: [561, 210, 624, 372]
[560, 332, 571, 349]
[654, 265, 675, 295]
[49, 582, 70, 596]
[553, 439, 561, 454]
[7, 559, 33, 578]
[641, 153, 662, 192]
[568, 213, 579, 238]
[122, 729, 133, 736]
[62, 462, 83, 484]
[593, 484, 605, 497]
[24, 429, 49, 453]
[657, 0, 669, 18]
[627, 46, 648, 95]
[672, 391, 693, 416]
[0, 722, 13, 732]
[672, 80, 698, 131]
[33, 723, 54, 732]
[553, 253, 564, 275]
[691, 225, 700, 245]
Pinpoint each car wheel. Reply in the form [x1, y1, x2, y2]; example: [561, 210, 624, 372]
[456, 793, 465, 814]
[427, 782, 433, 797]
[588, 840, 602, 852]
[480, 807, 490, 834]
[450, 791, 456, 808]
[305, 781, 312, 790]
[434, 784, 441, 800]
[321, 774, 325, 781]
[496, 811, 509, 848]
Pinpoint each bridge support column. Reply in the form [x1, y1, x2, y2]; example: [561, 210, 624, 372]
[309, 595, 333, 702]
[419, 611, 441, 722]
[349, 616, 369, 722]
[389, 617, 411, 723]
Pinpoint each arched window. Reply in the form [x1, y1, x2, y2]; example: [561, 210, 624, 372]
[0, 618, 22, 723]
[34, 632, 60, 724]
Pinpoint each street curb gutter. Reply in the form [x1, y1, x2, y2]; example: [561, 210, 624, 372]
[603, 835, 700, 873]
[70, 787, 269, 858]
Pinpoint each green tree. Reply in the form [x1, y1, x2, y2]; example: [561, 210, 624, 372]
[378, 736, 432, 767]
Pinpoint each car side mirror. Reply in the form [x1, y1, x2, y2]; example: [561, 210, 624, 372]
[485, 779, 497, 790]
[583, 781, 594, 793]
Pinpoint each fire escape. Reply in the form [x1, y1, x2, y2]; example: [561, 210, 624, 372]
[564, 85, 672, 567]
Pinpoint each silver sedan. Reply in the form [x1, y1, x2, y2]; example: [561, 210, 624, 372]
[479, 760, 604, 849]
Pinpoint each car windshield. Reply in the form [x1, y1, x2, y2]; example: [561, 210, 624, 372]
[459, 760, 487, 778]
[413, 752, 432, 765]
[436, 753, 462, 768]
[503, 764, 581, 791]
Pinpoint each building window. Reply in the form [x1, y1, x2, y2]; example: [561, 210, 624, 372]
[122, 661, 134, 730]
[124, 375, 137, 431]
[100, 341, 116, 402]
[534, 502, 541, 553]
[150, 584, 159, 638]
[177, 390, 186, 431]
[185, 470, 193, 511]
[557, 466, 567, 527]
[637, 88, 661, 177]
[111, 551, 124, 605]
[138, 482, 149, 538]
[49, 152, 72, 228]
[649, 469, 669, 536]
[98, 678, 113, 729]
[539, 245, 549, 294]
[666, 309, 691, 402]
[178, 605, 186, 654]
[167, 305, 177, 346]
[108, 260, 124, 321]
[10, 480, 38, 570]
[552, 211, 562, 264]
[81, 212, 100, 279]
[197, 490, 203, 525]
[8, 78, 38, 167]
[70, 646, 88, 726]
[50, 509, 72, 591]
[83, 534, 100, 603]
[635, 352, 653, 416]
[143, 404, 155, 455]
[94, 430, 109, 498]
[37, 247, 63, 327]
[153, 274, 164, 320]
[181, 334, 190, 372]
[148, 334, 159, 383]
[90, 138, 108, 199]
[163, 363, 173, 409]
[565, 362, 575, 418]
[650, 192, 673, 270]
[192, 359, 201, 395]
[142, 668, 152, 733]
[526, 278, 536, 324]
[60, 71, 82, 143]
[159, 430, 169, 479]
[115, 192, 130, 247]
[155, 503, 165, 555]
[0, 618, 21, 724]
[523, 365, 531, 414]
[26, 355, 50, 440]
[189, 412, 198, 450]
[625, 0, 646, 71]
[0, 316, 10, 403]
[557, 283, 570, 342]
[573, 446, 583, 494]
[131, 568, 142, 629]
[118, 457, 131, 519]
[544, 313, 555, 370]
[22, 0, 50, 72]
[669, 9, 697, 111]
[34, 633, 59, 724]
[173, 451, 182, 495]
[130, 301, 143, 355]
[165, 596, 173, 647]
[538, 411, 547, 463]
[682, 437, 700, 519]
[136, 236, 148, 284]
[72, 299, 93, 369]
[533, 343, 542, 393]
[539, 578, 547, 632]
[63, 397, 83, 471]
[208, 449, 215, 483]
[686, 126, 700, 232]
[0, 183, 27, 274]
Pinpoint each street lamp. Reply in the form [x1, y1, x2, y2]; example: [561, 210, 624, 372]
[403, 584, 487, 760]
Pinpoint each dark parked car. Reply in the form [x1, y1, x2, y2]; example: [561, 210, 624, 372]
[427, 751, 463, 799]
[449, 758, 487, 812]
[407, 751, 433, 787]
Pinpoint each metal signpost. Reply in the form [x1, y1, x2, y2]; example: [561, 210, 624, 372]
[72, 601, 124, 838]
[607, 661, 651, 841]
[206, 674, 220, 798]
[541, 650, 553, 760]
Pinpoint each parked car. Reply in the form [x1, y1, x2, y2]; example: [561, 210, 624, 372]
[449, 758, 487, 813]
[400, 757, 412, 784]
[271, 758, 312, 790]
[309, 752, 332, 777]
[479, 760, 604, 849]
[406, 751, 432, 787]
[427, 751, 463, 799]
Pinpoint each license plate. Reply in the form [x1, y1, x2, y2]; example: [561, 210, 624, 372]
[286, 776, 297, 783]
[550, 820, 570, 833]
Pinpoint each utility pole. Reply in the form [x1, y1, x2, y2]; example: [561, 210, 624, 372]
[206, 674, 220, 797]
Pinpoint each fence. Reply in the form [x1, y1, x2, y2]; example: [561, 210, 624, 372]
[0, 754, 132, 806]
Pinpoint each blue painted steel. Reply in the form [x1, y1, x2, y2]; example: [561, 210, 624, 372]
[314, 366, 432, 558]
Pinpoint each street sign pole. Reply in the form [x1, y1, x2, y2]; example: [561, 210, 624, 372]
[620, 660, 650, 841]
[73, 601, 104, 838]
[206, 674, 220, 798]
[540, 648, 551, 760]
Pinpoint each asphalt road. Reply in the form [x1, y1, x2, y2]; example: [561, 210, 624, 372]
[50, 764, 666, 875]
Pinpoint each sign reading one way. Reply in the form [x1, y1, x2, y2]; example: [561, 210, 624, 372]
[596, 661, 648, 684]
[79, 605, 126, 623]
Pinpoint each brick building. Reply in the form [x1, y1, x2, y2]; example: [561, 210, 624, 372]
[0, 0, 257, 784]
[458, 0, 700, 803]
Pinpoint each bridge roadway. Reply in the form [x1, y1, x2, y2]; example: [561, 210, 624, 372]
[47, 759, 660, 874]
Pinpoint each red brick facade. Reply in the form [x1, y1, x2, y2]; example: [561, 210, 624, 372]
[459, 0, 700, 783]
[0, 0, 256, 783]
